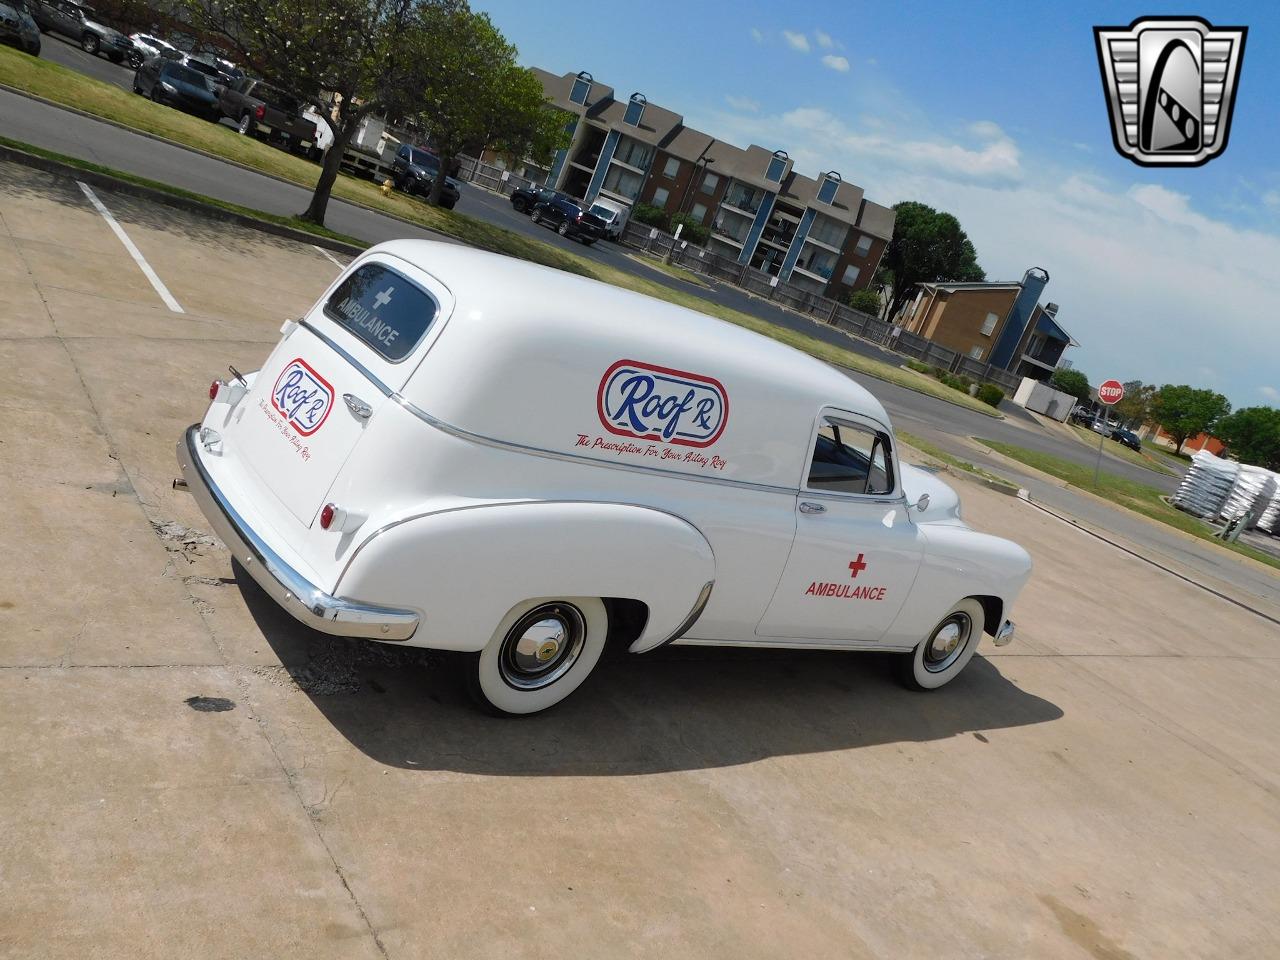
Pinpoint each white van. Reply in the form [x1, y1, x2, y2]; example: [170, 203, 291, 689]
[586, 196, 629, 240]
[178, 241, 1030, 715]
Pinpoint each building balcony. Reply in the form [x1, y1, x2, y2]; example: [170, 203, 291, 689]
[802, 235, 843, 255]
[568, 155, 600, 173]
[710, 231, 746, 249]
[718, 203, 758, 220]
[792, 262, 834, 283]
[609, 156, 648, 175]
[756, 236, 792, 252]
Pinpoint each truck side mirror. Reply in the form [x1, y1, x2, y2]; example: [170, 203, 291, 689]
[910, 493, 930, 512]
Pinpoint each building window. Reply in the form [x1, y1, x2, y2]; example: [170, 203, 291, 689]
[854, 234, 873, 257]
[723, 181, 764, 214]
[569, 72, 592, 105]
[623, 93, 646, 126]
[806, 213, 849, 249]
[652, 186, 670, 208]
[980, 312, 998, 336]
[701, 171, 720, 194]
[602, 164, 643, 201]
[969, 346, 984, 360]
[613, 136, 654, 170]
[766, 150, 788, 183]
[841, 264, 860, 286]
[663, 156, 680, 178]
[690, 202, 708, 222]
[817, 173, 841, 204]
[796, 245, 838, 280]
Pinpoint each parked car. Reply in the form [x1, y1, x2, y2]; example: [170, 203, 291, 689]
[1110, 427, 1142, 452]
[530, 196, 607, 245]
[0, 0, 41, 56]
[133, 58, 219, 119]
[126, 31, 176, 68]
[390, 145, 460, 210]
[586, 196, 630, 240]
[180, 52, 236, 98]
[29, 0, 130, 61]
[1070, 406, 1095, 425]
[217, 76, 316, 152]
[1092, 418, 1117, 435]
[176, 240, 1031, 715]
[509, 184, 563, 214]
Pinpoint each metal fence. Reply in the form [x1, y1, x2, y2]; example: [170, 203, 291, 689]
[455, 156, 1026, 395]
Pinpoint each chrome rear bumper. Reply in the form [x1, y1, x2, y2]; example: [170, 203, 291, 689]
[993, 619, 1016, 647]
[176, 425, 419, 641]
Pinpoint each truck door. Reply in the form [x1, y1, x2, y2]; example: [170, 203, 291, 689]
[756, 410, 924, 643]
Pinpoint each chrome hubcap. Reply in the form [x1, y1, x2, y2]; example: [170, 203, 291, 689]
[923, 613, 971, 673]
[498, 603, 586, 691]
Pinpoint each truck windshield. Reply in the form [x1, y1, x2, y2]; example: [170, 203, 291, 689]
[589, 205, 615, 221]
[406, 148, 440, 173]
[323, 263, 438, 362]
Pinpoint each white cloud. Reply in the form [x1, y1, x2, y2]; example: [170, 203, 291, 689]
[815, 30, 834, 49]
[725, 94, 760, 113]
[1263, 189, 1280, 209]
[782, 30, 810, 53]
[750, 27, 764, 44]
[821, 54, 850, 72]
[688, 102, 1280, 405]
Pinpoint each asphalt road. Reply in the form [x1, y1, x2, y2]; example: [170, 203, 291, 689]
[1, 68, 1181, 497]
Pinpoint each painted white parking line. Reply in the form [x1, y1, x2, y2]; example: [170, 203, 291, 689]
[76, 181, 184, 314]
[312, 244, 346, 270]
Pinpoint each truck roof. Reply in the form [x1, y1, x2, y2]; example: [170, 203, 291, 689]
[376, 240, 891, 489]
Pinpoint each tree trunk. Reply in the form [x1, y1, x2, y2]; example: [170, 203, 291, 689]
[428, 148, 453, 207]
[300, 107, 366, 226]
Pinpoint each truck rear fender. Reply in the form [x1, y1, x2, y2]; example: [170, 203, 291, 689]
[336, 501, 715, 653]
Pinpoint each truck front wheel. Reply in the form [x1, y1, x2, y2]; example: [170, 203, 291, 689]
[80, 33, 99, 54]
[900, 598, 985, 691]
[467, 598, 608, 716]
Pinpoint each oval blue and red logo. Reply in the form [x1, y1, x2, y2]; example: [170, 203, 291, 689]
[597, 359, 728, 448]
[271, 358, 333, 436]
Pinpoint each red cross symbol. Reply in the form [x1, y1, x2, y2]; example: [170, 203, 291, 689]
[848, 553, 867, 578]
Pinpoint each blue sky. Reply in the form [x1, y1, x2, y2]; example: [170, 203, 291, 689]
[476, 1, 1278, 409]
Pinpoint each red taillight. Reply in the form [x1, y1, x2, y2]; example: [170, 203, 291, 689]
[209, 379, 221, 400]
[254, 104, 265, 121]
[320, 503, 336, 530]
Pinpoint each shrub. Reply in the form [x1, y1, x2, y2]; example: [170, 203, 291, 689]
[905, 359, 931, 374]
[977, 384, 1005, 407]
[631, 203, 668, 229]
[931, 366, 947, 380]
[669, 213, 710, 247]
[847, 288, 881, 315]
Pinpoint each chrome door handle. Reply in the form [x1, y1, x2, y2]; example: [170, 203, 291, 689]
[343, 393, 373, 420]
[798, 501, 826, 515]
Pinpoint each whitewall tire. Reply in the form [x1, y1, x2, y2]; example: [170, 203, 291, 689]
[469, 597, 608, 716]
[901, 598, 985, 691]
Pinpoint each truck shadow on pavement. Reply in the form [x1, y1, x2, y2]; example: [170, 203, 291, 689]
[243, 568, 1064, 776]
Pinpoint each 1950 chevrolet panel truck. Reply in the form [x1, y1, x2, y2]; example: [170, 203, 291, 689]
[177, 240, 1030, 715]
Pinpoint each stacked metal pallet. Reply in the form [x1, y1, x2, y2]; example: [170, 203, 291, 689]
[1220, 465, 1278, 527]
[1172, 450, 1239, 518]
[1254, 481, 1280, 534]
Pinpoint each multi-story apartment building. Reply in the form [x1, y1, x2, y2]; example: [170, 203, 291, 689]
[526, 69, 894, 300]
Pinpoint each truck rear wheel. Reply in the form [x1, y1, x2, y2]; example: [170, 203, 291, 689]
[81, 33, 99, 54]
[900, 598, 985, 691]
[237, 113, 253, 136]
[467, 598, 608, 716]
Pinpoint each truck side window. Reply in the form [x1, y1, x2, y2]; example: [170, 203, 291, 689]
[807, 418, 894, 496]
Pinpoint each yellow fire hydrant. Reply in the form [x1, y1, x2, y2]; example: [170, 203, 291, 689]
[381, 178, 394, 197]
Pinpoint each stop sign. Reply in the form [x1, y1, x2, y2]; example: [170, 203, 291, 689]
[1098, 379, 1125, 406]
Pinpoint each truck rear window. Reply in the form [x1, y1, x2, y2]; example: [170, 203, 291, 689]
[323, 262, 437, 362]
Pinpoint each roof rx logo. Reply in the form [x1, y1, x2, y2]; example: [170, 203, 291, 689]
[597, 359, 728, 448]
[1094, 17, 1246, 167]
[272, 358, 333, 436]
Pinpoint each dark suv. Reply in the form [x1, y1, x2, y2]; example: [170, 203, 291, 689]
[1110, 427, 1142, 452]
[510, 185, 563, 214]
[133, 58, 219, 120]
[391, 145, 460, 210]
[530, 196, 606, 245]
[30, 0, 130, 60]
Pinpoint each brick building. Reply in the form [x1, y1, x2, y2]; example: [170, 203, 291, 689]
[517, 69, 894, 300]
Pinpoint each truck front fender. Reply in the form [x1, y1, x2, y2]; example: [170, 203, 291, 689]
[336, 501, 715, 653]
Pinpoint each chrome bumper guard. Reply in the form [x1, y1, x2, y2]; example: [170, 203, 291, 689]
[993, 619, 1016, 647]
[176, 425, 419, 641]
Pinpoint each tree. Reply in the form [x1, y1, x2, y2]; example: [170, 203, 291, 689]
[880, 201, 985, 320]
[847, 288, 881, 315]
[1151, 384, 1231, 454]
[1050, 368, 1091, 404]
[1113, 380, 1156, 428]
[184, 0, 457, 226]
[1216, 407, 1280, 469]
[413, 5, 569, 206]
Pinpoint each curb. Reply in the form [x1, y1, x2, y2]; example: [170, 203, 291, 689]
[0, 81, 456, 244]
[0, 141, 368, 256]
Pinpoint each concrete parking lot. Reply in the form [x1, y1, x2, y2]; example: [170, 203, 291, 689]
[2, 162, 1278, 959]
